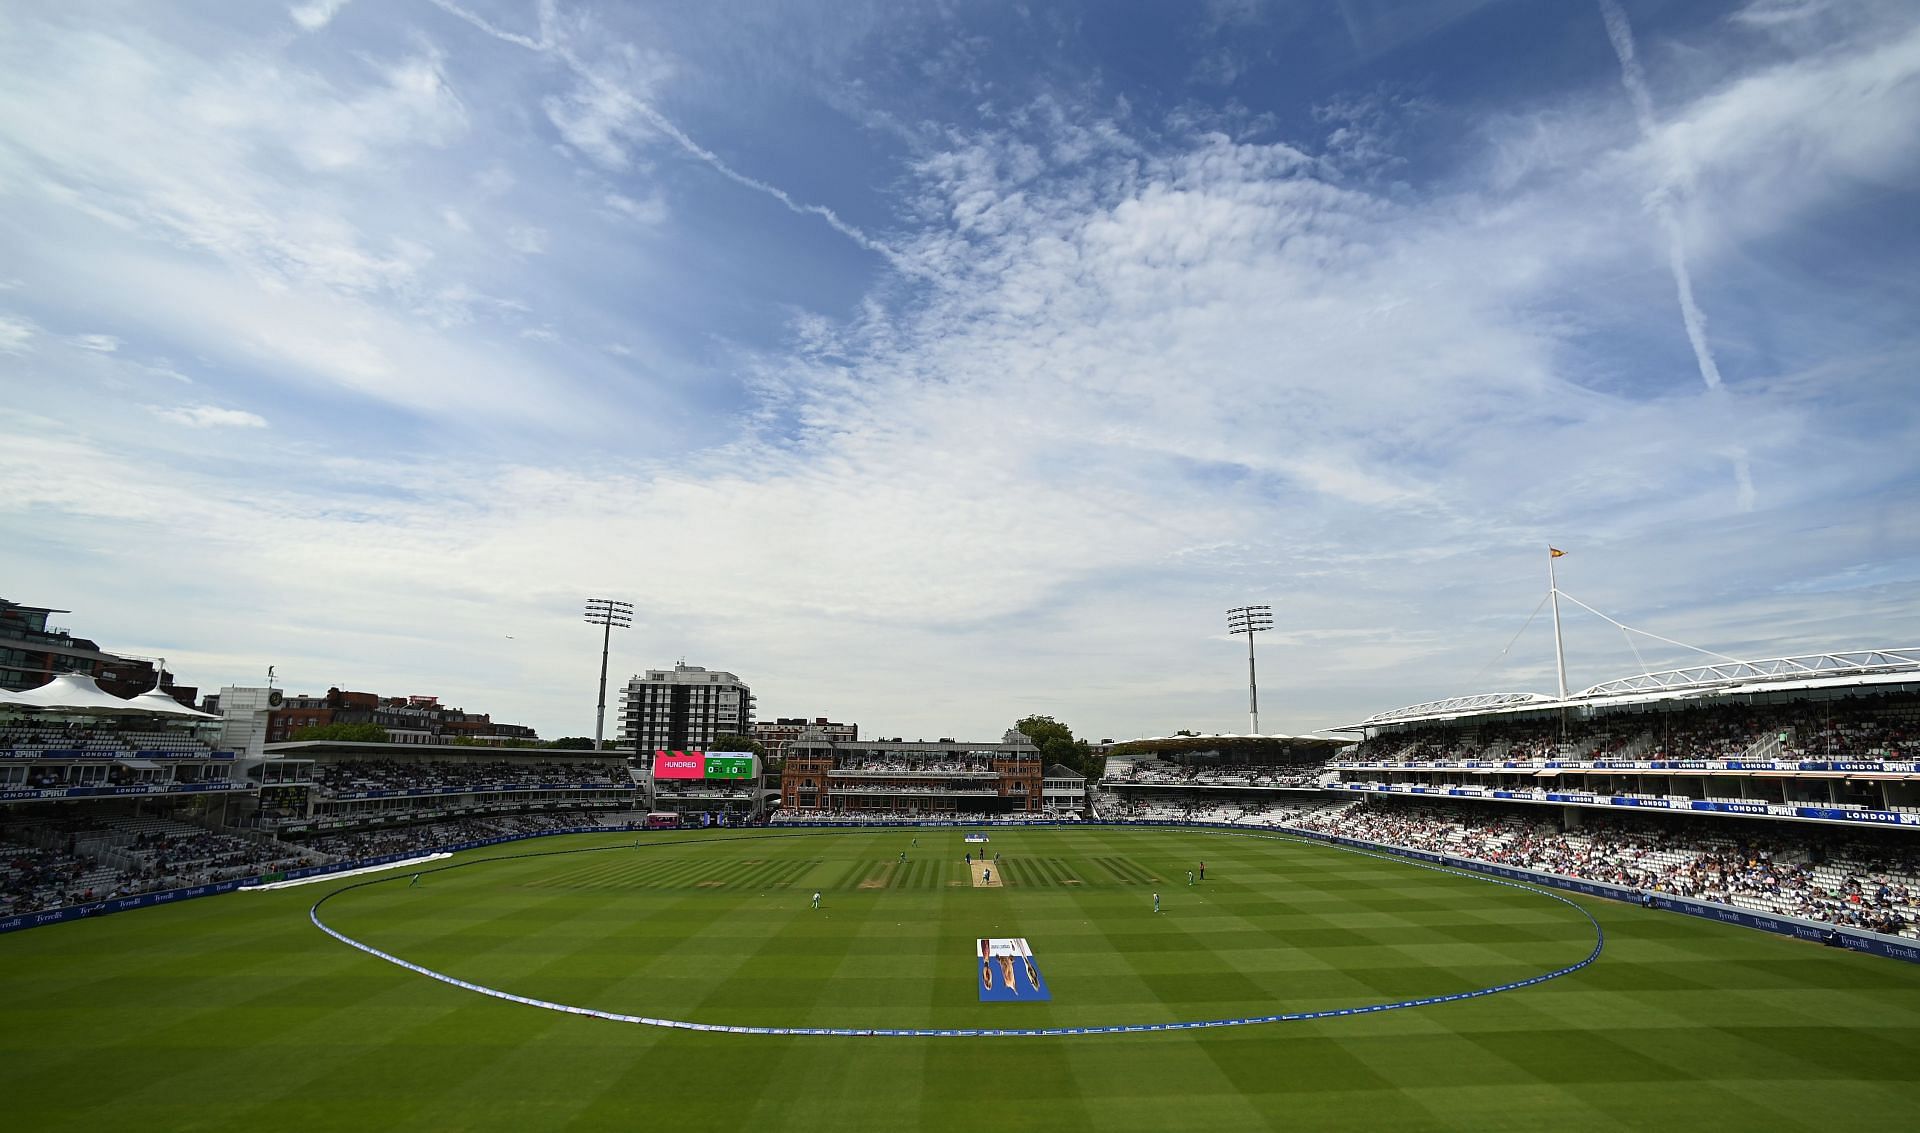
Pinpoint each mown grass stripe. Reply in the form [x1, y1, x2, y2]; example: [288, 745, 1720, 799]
[306, 827, 1609, 1040]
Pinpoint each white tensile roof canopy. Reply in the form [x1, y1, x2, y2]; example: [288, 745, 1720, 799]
[0, 673, 217, 718]
[125, 686, 221, 719]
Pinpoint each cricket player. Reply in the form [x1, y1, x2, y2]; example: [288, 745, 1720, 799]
[1153, 891, 1161, 913]
[811, 891, 821, 910]
[409, 873, 421, 887]
[1186, 870, 1193, 886]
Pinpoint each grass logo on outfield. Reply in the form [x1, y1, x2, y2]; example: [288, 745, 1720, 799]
[977, 937, 1050, 1002]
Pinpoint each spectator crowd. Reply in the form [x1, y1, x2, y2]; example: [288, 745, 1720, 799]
[313, 758, 623, 797]
[1286, 800, 1919, 938]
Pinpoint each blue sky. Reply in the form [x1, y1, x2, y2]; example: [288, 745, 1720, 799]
[2, 0, 1916, 742]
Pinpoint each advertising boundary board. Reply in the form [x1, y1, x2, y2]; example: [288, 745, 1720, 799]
[3, 818, 1916, 964]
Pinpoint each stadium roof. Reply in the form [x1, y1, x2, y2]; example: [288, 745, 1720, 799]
[0, 673, 151, 714]
[125, 686, 220, 719]
[1108, 732, 1355, 749]
[0, 673, 220, 718]
[1349, 648, 1920, 730]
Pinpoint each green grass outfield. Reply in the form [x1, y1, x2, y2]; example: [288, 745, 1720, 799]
[4, 826, 1919, 1131]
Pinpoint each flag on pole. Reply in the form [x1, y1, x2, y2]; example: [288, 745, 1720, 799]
[1549, 547, 1567, 558]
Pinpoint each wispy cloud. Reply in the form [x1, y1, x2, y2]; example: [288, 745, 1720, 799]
[603, 192, 667, 225]
[0, 314, 36, 355]
[506, 225, 549, 255]
[1598, 0, 1755, 512]
[152, 405, 269, 429]
[427, 0, 906, 267]
[0, 2, 1914, 741]
[289, 0, 353, 33]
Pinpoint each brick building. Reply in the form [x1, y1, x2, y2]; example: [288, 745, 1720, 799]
[751, 717, 857, 761]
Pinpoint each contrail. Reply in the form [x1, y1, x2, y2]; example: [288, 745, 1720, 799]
[1599, 0, 1754, 509]
[426, 0, 907, 268]
[427, 0, 547, 50]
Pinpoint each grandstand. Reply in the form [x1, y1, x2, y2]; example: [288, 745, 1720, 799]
[1330, 653, 1920, 828]
[292, 811, 639, 860]
[260, 740, 639, 836]
[0, 683, 643, 919]
[2, 718, 244, 798]
[1094, 732, 1348, 818]
[1286, 798, 1920, 937]
[777, 728, 1047, 817]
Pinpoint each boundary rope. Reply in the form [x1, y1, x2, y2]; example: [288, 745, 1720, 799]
[309, 828, 1604, 1038]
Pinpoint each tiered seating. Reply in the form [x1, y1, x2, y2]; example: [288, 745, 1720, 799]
[1287, 800, 1920, 938]
[92, 816, 315, 887]
[0, 812, 320, 916]
[1347, 696, 1920, 765]
[843, 759, 994, 774]
[294, 811, 607, 860]
[0, 838, 126, 915]
[312, 759, 622, 796]
[1111, 759, 1329, 788]
[767, 809, 1051, 825]
[0, 724, 215, 759]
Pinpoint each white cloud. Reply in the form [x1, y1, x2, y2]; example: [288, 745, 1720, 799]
[152, 404, 269, 429]
[289, 0, 352, 33]
[0, 3, 1913, 743]
[603, 192, 668, 225]
[506, 225, 549, 254]
[71, 333, 120, 352]
[286, 51, 469, 172]
[0, 314, 36, 354]
[143, 362, 195, 384]
[544, 77, 653, 170]
[0, 12, 629, 428]
[474, 166, 516, 197]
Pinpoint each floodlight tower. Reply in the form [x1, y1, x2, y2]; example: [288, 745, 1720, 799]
[1226, 605, 1274, 735]
[584, 598, 633, 753]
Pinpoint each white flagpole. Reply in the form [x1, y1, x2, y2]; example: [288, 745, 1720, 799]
[1549, 547, 1568, 700]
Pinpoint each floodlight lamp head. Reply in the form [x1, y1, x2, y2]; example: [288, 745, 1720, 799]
[583, 597, 633, 629]
[1226, 605, 1273, 635]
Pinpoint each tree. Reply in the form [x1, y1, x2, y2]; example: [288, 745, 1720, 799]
[546, 737, 596, 750]
[1013, 715, 1104, 781]
[290, 722, 388, 743]
[710, 733, 767, 759]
